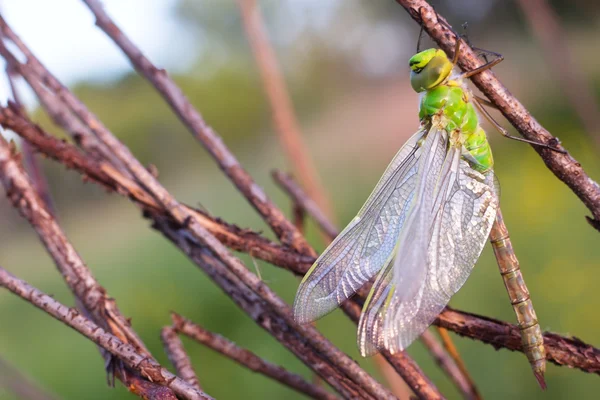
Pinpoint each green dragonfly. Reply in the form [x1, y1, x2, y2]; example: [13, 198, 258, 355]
[294, 37, 554, 388]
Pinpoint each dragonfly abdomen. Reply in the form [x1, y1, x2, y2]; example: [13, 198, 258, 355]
[489, 212, 547, 387]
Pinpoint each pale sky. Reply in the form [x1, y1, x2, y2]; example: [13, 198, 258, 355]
[0, 0, 196, 107]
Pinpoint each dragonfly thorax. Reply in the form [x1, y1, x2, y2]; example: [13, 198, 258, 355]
[419, 83, 494, 172]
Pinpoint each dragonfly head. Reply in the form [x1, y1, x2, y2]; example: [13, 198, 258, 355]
[409, 48, 453, 92]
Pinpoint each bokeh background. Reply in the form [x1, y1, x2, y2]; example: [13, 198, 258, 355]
[0, 0, 599, 399]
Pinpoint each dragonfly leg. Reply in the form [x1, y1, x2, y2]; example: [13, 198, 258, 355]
[435, 14, 504, 75]
[473, 95, 497, 110]
[473, 97, 567, 153]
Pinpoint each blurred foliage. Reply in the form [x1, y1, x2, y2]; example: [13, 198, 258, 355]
[2, 0, 600, 399]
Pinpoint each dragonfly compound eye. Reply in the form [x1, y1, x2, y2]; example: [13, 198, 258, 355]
[410, 49, 453, 93]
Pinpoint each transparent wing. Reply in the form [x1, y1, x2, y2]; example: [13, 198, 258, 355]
[360, 142, 499, 354]
[294, 127, 431, 324]
[357, 258, 394, 356]
[357, 126, 450, 355]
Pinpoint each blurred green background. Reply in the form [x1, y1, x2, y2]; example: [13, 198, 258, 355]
[1, 0, 599, 399]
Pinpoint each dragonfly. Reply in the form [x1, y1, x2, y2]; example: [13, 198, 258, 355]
[293, 32, 556, 388]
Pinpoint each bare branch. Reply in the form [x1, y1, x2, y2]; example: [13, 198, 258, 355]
[237, 0, 334, 221]
[273, 170, 339, 240]
[437, 307, 600, 374]
[0, 104, 313, 276]
[0, 131, 177, 398]
[172, 313, 338, 400]
[420, 331, 478, 400]
[6, 69, 55, 215]
[78, 0, 312, 255]
[0, 266, 213, 400]
[161, 326, 202, 391]
[0, 132, 149, 350]
[435, 327, 481, 400]
[156, 229, 373, 400]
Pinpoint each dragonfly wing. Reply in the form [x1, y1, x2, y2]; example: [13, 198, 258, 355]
[357, 258, 394, 356]
[294, 127, 430, 324]
[357, 126, 450, 354]
[380, 145, 499, 354]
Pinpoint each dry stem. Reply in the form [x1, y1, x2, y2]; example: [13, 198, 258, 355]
[172, 313, 338, 400]
[161, 326, 202, 391]
[0, 266, 212, 400]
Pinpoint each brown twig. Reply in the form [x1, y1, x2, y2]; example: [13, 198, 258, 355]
[157, 229, 373, 399]
[237, 0, 334, 222]
[437, 307, 600, 374]
[515, 0, 600, 150]
[273, 170, 339, 240]
[435, 327, 481, 400]
[0, 131, 176, 399]
[0, 266, 212, 400]
[394, 0, 600, 231]
[420, 331, 477, 400]
[78, 0, 312, 255]
[0, 19, 371, 395]
[161, 326, 202, 391]
[172, 313, 338, 400]
[0, 104, 312, 275]
[0, 133, 148, 353]
[4, 108, 598, 376]
[6, 68, 55, 215]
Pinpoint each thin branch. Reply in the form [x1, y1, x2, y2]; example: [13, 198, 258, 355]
[4, 108, 598, 376]
[0, 266, 212, 400]
[0, 19, 382, 395]
[515, 0, 600, 150]
[172, 313, 338, 400]
[161, 326, 202, 391]
[157, 229, 373, 400]
[0, 133, 148, 353]
[6, 68, 56, 217]
[437, 307, 600, 374]
[237, 0, 334, 221]
[435, 327, 481, 400]
[0, 131, 175, 399]
[78, 0, 312, 255]
[0, 104, 313, 275]
[420, 331, 478, 400]
[273, 170, 339, 240]
[394, 0, 600, 231]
